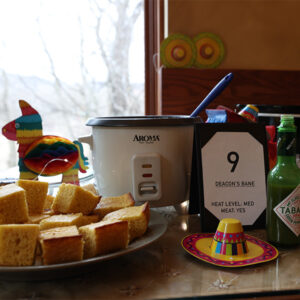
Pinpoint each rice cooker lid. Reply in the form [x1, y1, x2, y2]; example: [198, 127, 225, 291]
[86, 115, 202, 127]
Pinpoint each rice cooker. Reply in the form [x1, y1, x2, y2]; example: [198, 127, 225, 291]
[79, 116, 201, 207]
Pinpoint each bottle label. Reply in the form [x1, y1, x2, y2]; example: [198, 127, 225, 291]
[274, 185, 300, 236]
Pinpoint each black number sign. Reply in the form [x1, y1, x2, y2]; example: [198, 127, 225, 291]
[227, 151, 239, 172]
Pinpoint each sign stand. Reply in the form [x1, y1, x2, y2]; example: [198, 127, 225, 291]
[189, 123, 269, 232]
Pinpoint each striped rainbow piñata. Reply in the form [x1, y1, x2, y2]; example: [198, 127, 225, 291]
[2, 100, 88, 185]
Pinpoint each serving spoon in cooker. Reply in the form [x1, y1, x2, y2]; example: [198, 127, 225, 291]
[190, 72, 233, 118]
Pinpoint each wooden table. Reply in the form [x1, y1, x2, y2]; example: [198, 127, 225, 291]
[1, 207, 300, 300]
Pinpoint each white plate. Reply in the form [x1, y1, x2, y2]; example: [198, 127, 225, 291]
[0, 210, 167, 281]
[0, 166, 95, 189]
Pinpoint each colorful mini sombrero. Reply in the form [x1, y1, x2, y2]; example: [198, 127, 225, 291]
[193, 32, 225, 68]
[182, 218, 278, 268]
[160, 34, 196, 68]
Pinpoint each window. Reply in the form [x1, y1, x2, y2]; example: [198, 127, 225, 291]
[0, 0, 144, 172]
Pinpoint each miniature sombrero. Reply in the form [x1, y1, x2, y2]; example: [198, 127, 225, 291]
[193, 32, 225, 68]
[160, 33, 196, 68]
[182, 218, 278, 268]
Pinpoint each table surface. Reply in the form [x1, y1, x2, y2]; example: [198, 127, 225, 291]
[1, 207, 300, 300]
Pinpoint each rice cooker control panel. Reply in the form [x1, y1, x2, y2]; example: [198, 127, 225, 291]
[131, 153, 162, 201]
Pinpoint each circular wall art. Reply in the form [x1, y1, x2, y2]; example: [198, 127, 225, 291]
[160, 33, 196, 68]
[193, 32, 225, 68]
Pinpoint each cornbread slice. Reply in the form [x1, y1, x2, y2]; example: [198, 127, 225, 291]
[82, 184, 98, 195]
[44, 194, 55, 211]
[79, 219, 129, 258]
[39, 225, 83, 265]
[77, 214, 100, 227]
[17, 179, 48, 214]
[0, 184, 29, 224]
[103, 202, 150, 242]
[27, 213, 51, 224]
[51, 183, 100, 215]
[39, 213, 83, 230]
[0, 224, 39, 266]
[94, 192, 135, 219]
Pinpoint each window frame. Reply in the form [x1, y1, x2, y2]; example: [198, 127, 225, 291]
[144, 0, 164, 115]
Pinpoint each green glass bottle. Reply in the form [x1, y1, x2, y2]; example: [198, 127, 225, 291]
[266, 115, 300, 247]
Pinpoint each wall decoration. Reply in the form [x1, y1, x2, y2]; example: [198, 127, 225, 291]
[193, 32, 225, 68]
[160, 33, 196, 68]
[2, 100, 88, 185]
[160, 32, 225, 69]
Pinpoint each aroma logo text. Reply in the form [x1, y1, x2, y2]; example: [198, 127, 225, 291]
[133, 135, 160, 143]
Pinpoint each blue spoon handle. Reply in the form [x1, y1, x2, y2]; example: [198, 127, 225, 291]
[190, 72, 233, 117]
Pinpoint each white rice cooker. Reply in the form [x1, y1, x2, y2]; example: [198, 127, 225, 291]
[79, 116, 201, 207]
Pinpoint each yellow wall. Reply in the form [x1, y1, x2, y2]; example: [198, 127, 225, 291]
[168, 0, 300, 70]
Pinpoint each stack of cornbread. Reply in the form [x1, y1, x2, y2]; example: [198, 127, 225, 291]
[0, 180, 150, 266]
